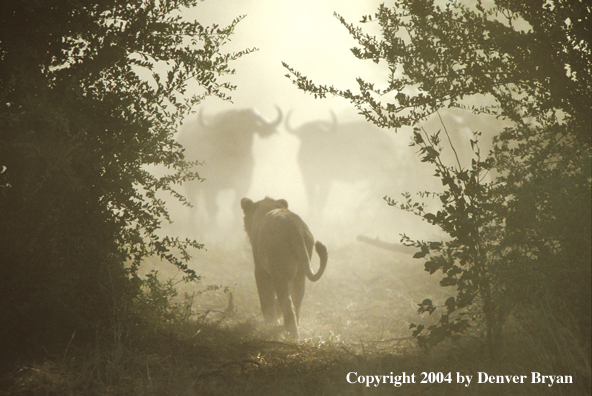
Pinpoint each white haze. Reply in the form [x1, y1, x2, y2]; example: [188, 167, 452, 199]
[160, 0, 505, 246]
[142, 0, 510, 341]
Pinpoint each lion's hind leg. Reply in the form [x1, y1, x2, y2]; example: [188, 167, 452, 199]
[291, 272, 306, 325]
[255, 266, 279, 325]
[273, 277, 299, 339]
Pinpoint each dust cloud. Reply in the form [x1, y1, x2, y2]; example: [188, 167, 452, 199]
[148, 0, 506, 342]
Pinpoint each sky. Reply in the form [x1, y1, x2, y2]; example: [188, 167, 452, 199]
[186, 0, 386, 118]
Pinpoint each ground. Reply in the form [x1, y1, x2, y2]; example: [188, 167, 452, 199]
[1, 242, 588, 395]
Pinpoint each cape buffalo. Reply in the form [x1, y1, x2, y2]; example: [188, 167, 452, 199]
[178, 107, 282, 233]
[285, 111, 403, 220]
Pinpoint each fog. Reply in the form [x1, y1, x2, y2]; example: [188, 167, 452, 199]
[186, 0, 386, 115]
[167, 0, 439, 243]
[151, 0, 504, 340]
[157, 0, 508, 252]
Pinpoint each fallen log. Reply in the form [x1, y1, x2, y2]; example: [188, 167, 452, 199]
[356, 235, 413, 254]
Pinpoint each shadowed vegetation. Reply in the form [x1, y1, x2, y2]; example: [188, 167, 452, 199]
[1, 245, 589, 395]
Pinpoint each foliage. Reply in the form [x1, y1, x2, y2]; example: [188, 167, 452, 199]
[284, 0, 590, 140]
[133, 271, 195, 329]
[284, 0, 591, 357]
[386, 123, 505, 356]
[0, 0, 252, 357]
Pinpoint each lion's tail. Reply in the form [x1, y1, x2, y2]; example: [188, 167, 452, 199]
[305, 241, 328, 282]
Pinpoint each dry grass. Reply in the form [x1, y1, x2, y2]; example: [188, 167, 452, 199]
[1, 243, 589, 395]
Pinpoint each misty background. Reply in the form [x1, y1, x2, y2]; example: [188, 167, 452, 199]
[142, 0, 506, 340]
[159, 0, 502, 247]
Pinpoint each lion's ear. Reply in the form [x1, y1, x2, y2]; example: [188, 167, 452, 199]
[278, 199, 288, 208]
[241, 198, 255, 213]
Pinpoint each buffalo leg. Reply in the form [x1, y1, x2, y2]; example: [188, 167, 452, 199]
[203, 189, 218, 225]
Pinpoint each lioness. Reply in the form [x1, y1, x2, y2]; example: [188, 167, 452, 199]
[241, 197, 328, 338]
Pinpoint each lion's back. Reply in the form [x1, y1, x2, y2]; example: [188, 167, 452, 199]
[256, 209, 313, 261]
